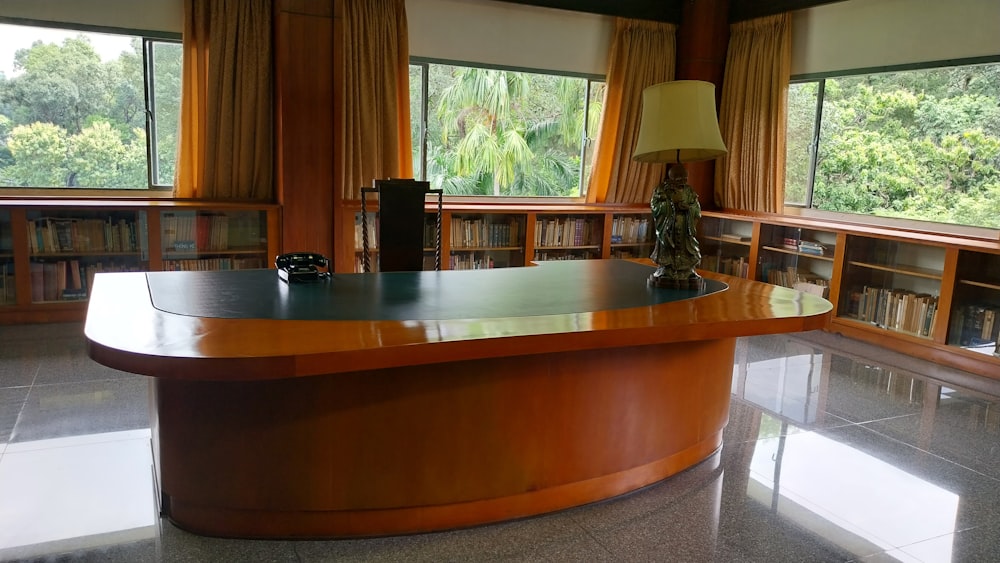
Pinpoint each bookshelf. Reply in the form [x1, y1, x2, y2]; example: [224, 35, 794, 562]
[448, 213, 525, 270]
[531, 213, 604, 262]
[609, 213, 653, 260]
[699, 209, 1000, 382]
[756, 224, 838, 298]
[342, 205, 651, 272]
[25, 209, 149, 304]
[699, 213, 755, 278]
[0, 209, 13, 306]
[947, 250, 1000, 358]
[837, 235, 947, 340]
[0, 199, 279, 324]
[159, 209, 270, 271]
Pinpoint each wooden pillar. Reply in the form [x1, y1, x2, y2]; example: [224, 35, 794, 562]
[676, 0, 729, 211]
[274, 0, 336, 259]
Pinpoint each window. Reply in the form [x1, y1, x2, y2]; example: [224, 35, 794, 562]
[0, 22, 180, 190]
[785, 60, 1000, 229]
[410, 60, 605, 198]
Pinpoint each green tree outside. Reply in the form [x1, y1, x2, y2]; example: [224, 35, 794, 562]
[791, 63, 1000, 229]
[0, 27, 180, 189]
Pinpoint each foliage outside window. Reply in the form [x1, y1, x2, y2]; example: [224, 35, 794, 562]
[785, 61, 1000, 229]
[0, 23, 180, 190]
[410, 61, 604, 198]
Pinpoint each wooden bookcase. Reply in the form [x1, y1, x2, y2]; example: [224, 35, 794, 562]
[0, 199, 280, 324]
[703, 210, 1000, 382]
[699, 214, 756, 278]
[341, 203, 653, 273]
[0, 209, 14, 307]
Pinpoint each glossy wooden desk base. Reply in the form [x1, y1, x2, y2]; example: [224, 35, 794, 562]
[154, 339, 734, 538]
[86, 262, 832, 538]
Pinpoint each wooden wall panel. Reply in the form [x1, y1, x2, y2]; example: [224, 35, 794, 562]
[275, 0, 335, 258]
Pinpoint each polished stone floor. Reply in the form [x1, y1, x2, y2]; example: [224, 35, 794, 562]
[2, 323, 1000, 562]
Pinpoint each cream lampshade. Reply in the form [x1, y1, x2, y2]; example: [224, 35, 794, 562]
[633, 80, 727, 164]
[632, 80, 727, 290]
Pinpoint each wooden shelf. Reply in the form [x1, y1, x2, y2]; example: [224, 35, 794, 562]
[0, 199, 279, 324]
[761, 245, 834, 262]
[451, 246, 523, 252]
[834, 315, 934, 341]
[30, 251, 144, 258]
[846, 260, 944, 280]
[959, 279, 1000, 291]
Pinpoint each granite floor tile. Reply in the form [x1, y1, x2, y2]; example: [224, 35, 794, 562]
[0, 387, 28, 445]
[0, 346, 40, 389]
[895, 521, 1000, 563]
[1, 326, 999, 563]
[9, 378, 149, 443]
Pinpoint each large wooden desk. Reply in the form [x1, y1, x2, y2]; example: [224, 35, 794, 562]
[85, 260, 831, 539]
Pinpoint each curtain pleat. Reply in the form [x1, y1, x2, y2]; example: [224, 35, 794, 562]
[586, 19, 675, 204]
[174, 0, 273, 200]
[341, 0, 413, 201]
[713, 13, 791, 213]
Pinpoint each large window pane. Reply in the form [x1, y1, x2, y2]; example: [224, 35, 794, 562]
[412, 61, 602, 198]
[147, 40, 181, 187]
[0, 23, 178, 190]
[785, 82, 820, 207]
[409, 63, 424, 181]
[802, 63, 1000, 229]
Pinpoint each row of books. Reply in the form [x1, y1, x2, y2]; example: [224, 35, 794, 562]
[845, 285, 938, 337]
[610, 216, 651, 245]
[29, 259, 143, 302]
[451, 218, 521, 249]
[759, 264, 831, 297]
[450, 254, 501, 270]
[28, 217, 140, 254]
[163, 257, 267, 271]
[534, 218, 601, 248]
[533, 250, 599, 261]
[778, 237, 828, 256]
[949, 304, 1000, 356]
[162, 213, 264, 252]
[0, 262, 13, 305]
[702, 255, 750, 278]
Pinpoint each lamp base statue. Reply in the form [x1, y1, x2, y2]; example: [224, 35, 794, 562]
[648, 163, 704, 291]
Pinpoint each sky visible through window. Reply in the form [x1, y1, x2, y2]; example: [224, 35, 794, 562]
[0, 24, 132, 77]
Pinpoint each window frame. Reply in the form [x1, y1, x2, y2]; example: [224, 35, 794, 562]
[409, 56, 606, 202]
[0, 17, 181, 196]
[786, 54, 1000, 237]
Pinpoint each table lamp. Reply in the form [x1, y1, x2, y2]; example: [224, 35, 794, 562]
[633, 80, 727, 290]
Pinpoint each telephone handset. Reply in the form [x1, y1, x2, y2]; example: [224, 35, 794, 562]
[276, 252, 331, 283]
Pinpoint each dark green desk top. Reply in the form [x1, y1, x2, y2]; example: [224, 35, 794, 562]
[146, 260, 726, 321]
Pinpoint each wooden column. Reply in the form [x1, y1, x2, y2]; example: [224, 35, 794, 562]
[274, 0, 336, 259]
[676, 0, 729, 211]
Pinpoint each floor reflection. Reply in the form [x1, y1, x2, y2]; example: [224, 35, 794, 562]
[2, 324, 1000, 562]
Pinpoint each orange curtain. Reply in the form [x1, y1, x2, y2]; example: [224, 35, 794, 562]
[713, 13, 791, 213]
[586, 19, 676, 204]
[174, 0, 273, 200]
[340, 0, 413, 201]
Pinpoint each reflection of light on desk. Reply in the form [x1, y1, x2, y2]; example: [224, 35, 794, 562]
[0, 429, 156, 559]
[747, 415, 958, 561]
[414, 313, 595, 343]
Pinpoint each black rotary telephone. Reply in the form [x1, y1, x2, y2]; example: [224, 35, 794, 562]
[275, 252, 331, 283]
